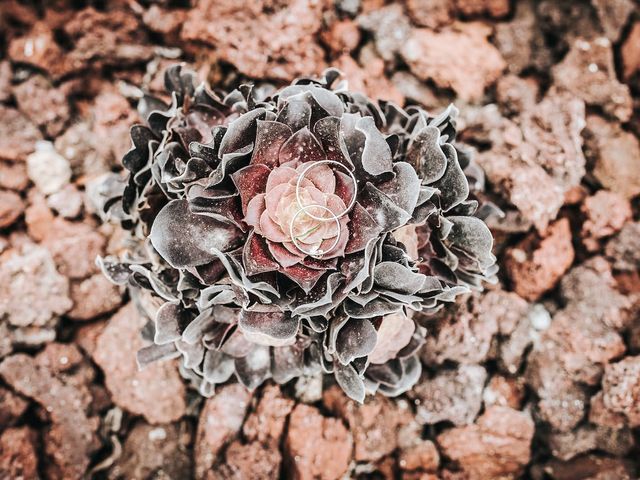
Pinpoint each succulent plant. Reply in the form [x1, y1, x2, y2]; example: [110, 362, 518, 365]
[97, 65, 497, 402]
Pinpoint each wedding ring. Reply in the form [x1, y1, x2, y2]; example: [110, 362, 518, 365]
[289, 204, 341, 258]
[295, 160, 357, 221]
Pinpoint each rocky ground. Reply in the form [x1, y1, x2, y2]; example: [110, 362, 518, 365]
[1, 0, 639, 479]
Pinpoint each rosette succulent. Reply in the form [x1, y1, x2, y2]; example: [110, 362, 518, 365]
[98, 65, 497, 401]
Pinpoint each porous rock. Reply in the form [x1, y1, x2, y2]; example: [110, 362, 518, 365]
[606, 222, 640, 272]
[323, 385, 412, 462]
[54, 122, 105, 178]
[496, 74, 539, 115]
[584, 115, 640, 200]
[0, 427, 39, 480]
[540, 454, 635, 480]
[494, 1, 550, 75]
[437, 406, 534, 480]
[456, 0, 510, 17]
[14, 75, 71, 138]
[142, 4, 187, 37]
[0, 386, 29, 426]
[504, 218, 575, 301]
[243, 384, 294, 446]
[91, 89, 140, 169]
[108, 421, 193, 480]
[195, 384, 252, 479]
[0, 243, 72, 328]
[358, 4, 412, 61]
[334, 54, 404, 105]
[67, 274, 123, 321]
[535, 306, 625, 389]
[0, 106, 43, 162]
[545, 423, 634, 461]
[0, 353, 97, 480]
[401, 22, 505, 102]
[463, 89, 585, 230]
[26, 142, 71, 196]
[25, 197, 106, 280]
[0, 161, 29, 191]
[391, 71, 445, 111]
[320, 18, 360, 54]
[601, 356, 640, 427]
[559, 256, 632, 330]
[483, 375, 526, 410]
[526, 347, 588, 432]
[63, 7, 153, 70]
[93, 303, 187, 424]
[621, 22, 640, 81]
[0, 190, 25, 229]
[46, 185, 84, 219]
[553, 38, 632, 122]
[398, 439, 440, 474]
[518, 90, 586, 190]
[421, 294, 498, 366]
[0, 61, 11, 103]
[588, 391, 626, 429]
[526, 258, 629, 432]
[7, 21, 78, 79]
[482, 290, 530, 336]
[45, 222, 105, 280]
[580, 191, 632, 251]
[413, 364, 487, 426]
[498, 303, 550, 374]
[182, 0, 326, 81]
[284, 404, 353, 480]
[591, 0, 635, 43]
[405, 0, 453, 29]
[217, 440, 282, 480]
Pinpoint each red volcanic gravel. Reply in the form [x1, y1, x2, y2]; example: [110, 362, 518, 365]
[0, 0, 639, 478]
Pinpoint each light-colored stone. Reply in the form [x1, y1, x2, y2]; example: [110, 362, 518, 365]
[0, 243, 72, 328]
[26, 142, 71, 195]
[414, 364, 487, 426]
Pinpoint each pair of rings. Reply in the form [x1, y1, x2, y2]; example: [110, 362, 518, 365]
[289, 160, 357, 258]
